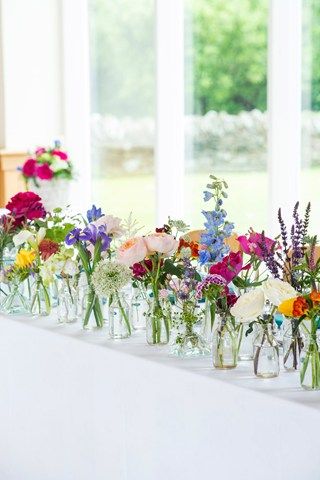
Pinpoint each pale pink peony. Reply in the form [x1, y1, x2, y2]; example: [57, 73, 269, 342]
[144, 233, 178, 255]
[92, 215, 124, 238]
[116, 237, 148, 266]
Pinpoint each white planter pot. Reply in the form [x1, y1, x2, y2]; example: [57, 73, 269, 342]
[32, 179, 71, 212]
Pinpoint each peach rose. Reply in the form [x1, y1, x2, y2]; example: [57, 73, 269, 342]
[144, 233, 178, 255]
[116, 237, 148, 266]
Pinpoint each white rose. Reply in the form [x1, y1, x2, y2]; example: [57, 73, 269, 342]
[262, 278, 297, 307]
[230, 289, 265, 322]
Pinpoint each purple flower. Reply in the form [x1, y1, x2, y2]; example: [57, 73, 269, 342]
[87, 205, 103, 223]
[65, 228, 87, 245]
[196, 274, 226, 299]
[82, 224, 111, 252]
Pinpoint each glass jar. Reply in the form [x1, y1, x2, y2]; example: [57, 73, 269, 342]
[29, 275, 51, 316]
[130, 286, 149, 331]
[300, 334, 320, 390]
[201, 299, 216, 343]
[212, 314, 238, 369]
[82, 286, 104, 330]
[109, 292, 131, 339]
[237, 321, 254, 361]
[1, 281, 30, 315]
[57, 277, 80, 324]
[253, 323, 279, 378]
[282, 318, 304, 371]
[146, 297, 171, 345]
[171, 301, 210, 357]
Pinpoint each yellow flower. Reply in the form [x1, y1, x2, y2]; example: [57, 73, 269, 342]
[278, 297, 296, 317]
[15, 249, 36, 269]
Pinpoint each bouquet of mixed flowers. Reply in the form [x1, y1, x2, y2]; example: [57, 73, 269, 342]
[20, 141, 73, 188]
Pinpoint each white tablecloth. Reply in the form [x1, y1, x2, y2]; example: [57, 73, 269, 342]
[0, 313, 319, 480]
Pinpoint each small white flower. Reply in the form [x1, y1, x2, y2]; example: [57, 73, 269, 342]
[91, 260, 132, 297]
[230, 289, 265, 322]
[263, 278, 297, 307]
[13, 230, 33, 247]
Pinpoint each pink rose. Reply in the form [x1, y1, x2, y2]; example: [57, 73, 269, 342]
[22, 158, 37, 177]
[92, 215, 124, 238]
[52, 149, 68, 160]
[144, 233, 178, 255]
[36, 163, 54, 180]
[237, 232, 275, 259]
[117, 237, 148, 266]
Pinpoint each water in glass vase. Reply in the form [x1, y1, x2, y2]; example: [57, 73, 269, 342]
[109, 292, 131, 339]
[212, 315, 238, 369]
[253, 324, 279, 378]
[300, 336, 320, 390]
[282, 318, 304, 371]
[130, 287, 149, 331]
[146, 299, 171, 345]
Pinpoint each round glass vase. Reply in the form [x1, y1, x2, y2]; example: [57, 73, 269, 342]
[212, 314, 238, 369]
[237, 321, 254, 361]
[1, 281, 30, 315]
[282, 318, 304, 371]
[130, 286, 149, 331]
[57, 277, 80, 324]
[253, 323, 279, 378]
[109, 292, 131, 339]
[146, 298, 171, 346]
[300, 333, 320, 391]
[171, 302, 210, 358]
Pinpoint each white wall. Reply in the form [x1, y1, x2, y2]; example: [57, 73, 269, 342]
[0, 0, 63, 150]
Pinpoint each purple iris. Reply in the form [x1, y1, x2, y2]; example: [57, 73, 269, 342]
[65, 228, 87, 245]
[82, 224, 111, 251]
[86, 205, 103, 223]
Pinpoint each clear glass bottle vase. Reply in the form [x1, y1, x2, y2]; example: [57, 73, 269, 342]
[57, 276, 80, 324]
[29, 275, 51, 316]
[253, 323, 279, 378]
[237, 321, 254, 361]
[130, 286, 149, 330]
[282, 318, 304, 371]
[300, 334, 320, 390]
[109, 292, 131, 339]
[146, 298, 171, 345]
[1, 281, 30, 315]
[212, 314, 238, 369]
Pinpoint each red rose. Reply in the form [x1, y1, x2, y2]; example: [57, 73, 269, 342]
[22, 158, 37, 177]
[36, 163, 54, 180]
[52, 149, 68, 160]
[5, 191, 46, 227]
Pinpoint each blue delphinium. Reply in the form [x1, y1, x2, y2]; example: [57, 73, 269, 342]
[200, 175, 234, 265]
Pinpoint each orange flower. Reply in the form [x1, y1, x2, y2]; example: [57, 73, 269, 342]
[310, 290, 320, 305]
[292, 297, 309, 317]
[178, 238, 199, 258]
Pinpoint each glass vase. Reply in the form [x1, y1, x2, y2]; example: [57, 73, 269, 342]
[130, 286, 149, 331]
[237, 321, 254, 361]
[1, 281, 30, 315]
[300, 335, 320, 390]
[253, 323, 279, 378]
[57, 277, 80, 324]
[201, 299, 216, 342]
[29, 275, 51, 316]
[282, 318, 304, 371]
[82, 286, 104, 330]
[146, 298, 171, 345]
[109, 292, 131, 339]
[212, 314, 238, 369]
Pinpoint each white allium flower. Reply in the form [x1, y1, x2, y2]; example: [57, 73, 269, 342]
[91, 260, 132, 297]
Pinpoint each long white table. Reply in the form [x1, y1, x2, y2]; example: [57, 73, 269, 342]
[0, 313, 319, 480]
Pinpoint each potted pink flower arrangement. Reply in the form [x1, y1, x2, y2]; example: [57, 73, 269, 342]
[20, 141, 73, 211]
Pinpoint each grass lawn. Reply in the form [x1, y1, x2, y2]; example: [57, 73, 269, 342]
[92, 168, 320, 233]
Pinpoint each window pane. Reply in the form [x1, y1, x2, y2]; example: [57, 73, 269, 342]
[184, 0, 268, 233]
[89, 0, 155, 228]
[302, 0, 320, 231]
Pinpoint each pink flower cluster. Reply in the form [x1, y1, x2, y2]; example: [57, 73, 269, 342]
[21, 146, 69, 181]
[195, 274, 226, 299]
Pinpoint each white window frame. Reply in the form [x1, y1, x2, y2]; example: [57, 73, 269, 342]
[61, 0, 304, 232]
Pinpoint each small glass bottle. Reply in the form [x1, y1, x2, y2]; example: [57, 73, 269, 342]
[253, 323, 279, 378]
[130, 286, 149, 330]
[300, 334, 320, 390]
[282, 318, 304, 371]
[57, 277, 79, 324]
[212, 314, 238, 369]
[29, 275, 51, 316]
[109, 292, 131, 339]
[237, 321, 254, 361]
[146, 298, 171, 345]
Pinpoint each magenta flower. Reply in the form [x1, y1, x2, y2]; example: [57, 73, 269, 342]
[52, 149, 68, 160]
[237, 231, 275, 259]
[22, 158, 37, 177]
[36, 163, 54, 180]
[209, 251, 244, 283]
[196, 274, 226, 299]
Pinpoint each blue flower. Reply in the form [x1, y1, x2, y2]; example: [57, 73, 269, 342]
[82, 224, 111, 251]
[65, 228, 86, 245]
[199, 249, 211, 265]
[203, 191, 213, 202]
[86, 205, 103, 223]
